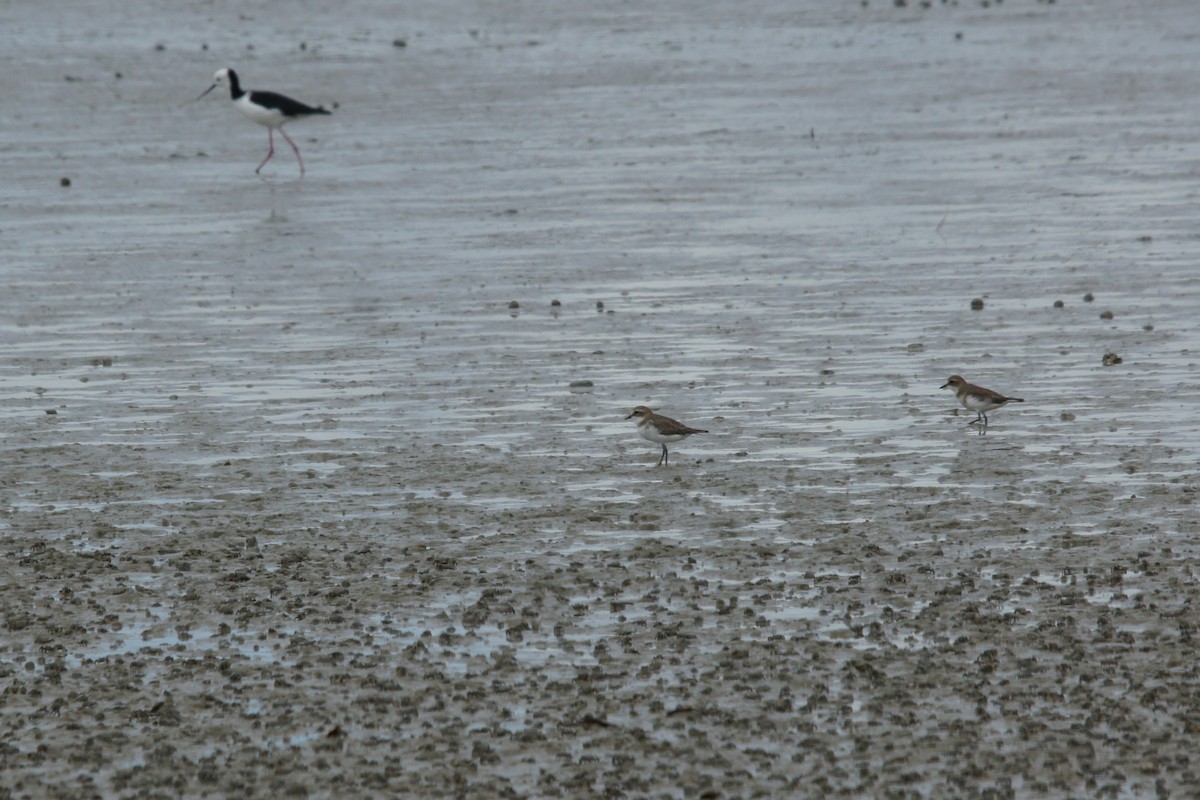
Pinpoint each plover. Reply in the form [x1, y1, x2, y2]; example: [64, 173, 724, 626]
[625, 406, 708, 466]
[941, 375, 1024, 433]
[197, 68, 331, 175]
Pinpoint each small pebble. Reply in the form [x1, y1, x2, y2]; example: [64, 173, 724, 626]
[1060, 412, 1076, 422]
[1083, 292, 1094, 302]
[60, 177, 71, 187]
[1099, 310, 1113, 320]
[393, 38, 407, 48]
[1053, 299, 1064, 308]
[508, 300, 520, 309]
[595, 301, 605, 312]
[44, 409, 57, 415]
[550, 299, 561, 307]
[1102, 352, 1122, 366]
[970, 298, 984, 311]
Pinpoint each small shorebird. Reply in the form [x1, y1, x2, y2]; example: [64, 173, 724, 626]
[197, 68, 331, 175]
[941, 375, 1024, 434]
[625, 406, 708, 466]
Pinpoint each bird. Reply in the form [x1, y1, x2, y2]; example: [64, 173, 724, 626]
[941, 375, 1024, 433]
[197, 68, 331, 175]
[625, 406, 708, 466]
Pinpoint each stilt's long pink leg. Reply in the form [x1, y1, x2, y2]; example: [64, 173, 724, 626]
[256, 129, 276, 173]
[277, 127, 306, 176]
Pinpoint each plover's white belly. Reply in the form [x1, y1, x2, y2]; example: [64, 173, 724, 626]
[639, 425, 687, 445]
[961, 393, 1002, 413]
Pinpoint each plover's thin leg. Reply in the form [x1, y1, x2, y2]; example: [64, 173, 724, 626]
[658, 445, 669, 467]
[256, 129, 276, 173]
[277, 127, 306, 175]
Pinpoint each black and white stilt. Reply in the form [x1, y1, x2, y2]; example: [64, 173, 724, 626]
[197, 68, 331, 175]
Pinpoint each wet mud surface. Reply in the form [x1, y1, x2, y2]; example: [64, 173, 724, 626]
[3, 1, 1200, 797]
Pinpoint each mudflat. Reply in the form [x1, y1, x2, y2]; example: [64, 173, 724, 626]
[3, 1, 1198, 797]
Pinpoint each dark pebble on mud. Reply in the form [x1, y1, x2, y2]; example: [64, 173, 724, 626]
[1099, 310, 1113, 320]
[970, 298, 984, 310]
[1102, 352, 1122, 366]
[1053, 299, 1064, 308]
[1083, 292, 1094, 302]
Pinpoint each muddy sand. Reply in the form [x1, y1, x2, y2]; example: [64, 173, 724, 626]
[3, 0, 1200, 797]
